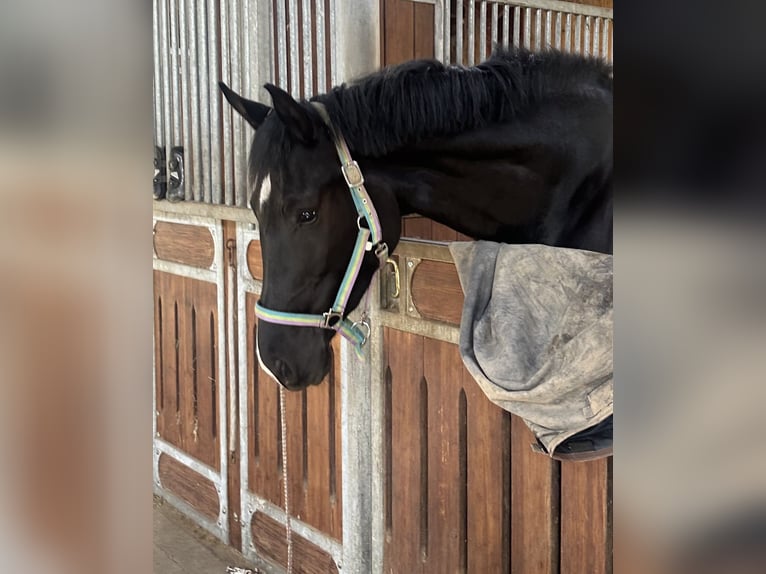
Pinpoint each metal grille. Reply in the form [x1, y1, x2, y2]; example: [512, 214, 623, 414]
[152, 0, 336, 207]
[427, 0, 613, 66]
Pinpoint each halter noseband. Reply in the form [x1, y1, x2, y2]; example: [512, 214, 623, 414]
[254, 102, 388, 353]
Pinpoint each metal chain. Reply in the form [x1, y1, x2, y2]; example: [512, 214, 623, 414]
[279, 386, 294, 574]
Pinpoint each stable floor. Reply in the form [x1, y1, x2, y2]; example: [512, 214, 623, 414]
[153, 497, 258, 574]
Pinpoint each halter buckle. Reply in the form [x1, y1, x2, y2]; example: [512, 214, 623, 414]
[321, 310, 344, 330]
[342, 161, 364, 188]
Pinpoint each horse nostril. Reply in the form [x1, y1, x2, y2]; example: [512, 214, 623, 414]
[273, 359, 296, 387]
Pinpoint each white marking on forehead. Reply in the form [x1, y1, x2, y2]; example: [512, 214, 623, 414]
[258, 173, 272, 211]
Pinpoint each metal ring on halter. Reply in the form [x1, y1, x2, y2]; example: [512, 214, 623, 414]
[357, 215, 367, 231]
[351, 319, 371, 346]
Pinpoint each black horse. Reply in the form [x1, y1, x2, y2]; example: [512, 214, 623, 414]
[221, 47, 613, 390]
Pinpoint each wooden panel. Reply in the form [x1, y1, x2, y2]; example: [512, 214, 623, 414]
[413, 2, 434, 60]
[246, 239, 263, 280]
[251, 511, 338, 574]
[154, 271, 219, 470]
[247, 292, 282, 506]
[384, 329, 426, 573]
[384, 330, 514, 572]
[410, 260, 464, 325]
[463, 369, 510, 573]
[246, 292, 343, 540]
[402, 216, 432, 239]
[158, 453, 219, 521]
[561, 458, 611, 574]
[153, 221, 215, 268]
[423, 337, 465, 573]
[383, 0, 414, 66]
[510, 415, 559, 574]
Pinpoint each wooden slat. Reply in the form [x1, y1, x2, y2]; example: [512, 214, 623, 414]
[402, 216, 432, 239]
[561, 458, 610, 574]
[431, 221, 458, 242]
[153, 221, 215, 268]
[251, 511, 338, 574]
[156, 271, 181, 447]
[285, 380, 308, 524]
[510, 414, 559, 574]
[158, 453, 219, 521]
[192, 278, 219, 469]
[383, 0, 415, 66]
[384, 328, 426, 573]
[304, 336, 343, 540]
[423, 337, 465, 572]
[249, 293, 282, 505]
[154, 271, 219, 469]
[410, 260, 465, 325]
[413, 2, 435, 60]
[246, 239, 264, 280]
[463, 368, 511, 573]
[247, 293, 343, 539]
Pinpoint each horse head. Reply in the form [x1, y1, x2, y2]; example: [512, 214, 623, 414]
[220, 82, 401, 390]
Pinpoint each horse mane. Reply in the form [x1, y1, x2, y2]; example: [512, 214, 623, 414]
[313, 47, 612, 157]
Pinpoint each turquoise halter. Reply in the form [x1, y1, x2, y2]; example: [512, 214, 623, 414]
[254, 102, 388, 353]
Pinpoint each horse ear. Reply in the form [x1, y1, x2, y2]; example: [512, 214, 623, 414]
[264, 83, 317, 145]
[219, 82, 271, 130]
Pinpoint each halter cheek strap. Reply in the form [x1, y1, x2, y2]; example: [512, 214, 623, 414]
[254, 102, 388, 354]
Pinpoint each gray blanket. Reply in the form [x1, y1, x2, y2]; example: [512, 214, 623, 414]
[449, 241, 613, 454]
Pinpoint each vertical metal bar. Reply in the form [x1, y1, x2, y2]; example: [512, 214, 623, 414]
[491, 3, 498, 47]
[544, 10, 552, 50]
[187, 0, 202, 201]
[229, 0, 242, 206]
[554, 11, 561, 51]
[197, 0, 211, 202]
[152, 0, 164, 148]
[523, 7, 531, 49]
[288, 0, 300, 97]
[479, 1, 487, 61]
[160, 0, 174, 193]
[502, 5, 510, 46]
[593, 17, 600, 59]
[434, 0, 445, 64]
[574, 14, 582, 55]
[602, 19, 610, 61]
[467, 0, 475, 65]
[584, 15, 591, 57]
[455, 0, 463, 65]
[316, 0, 327, 90]
[178, 0, 193, 200]
[208, 0, 222, 204]
[277, 0, 288, 88]
[169, 0, 182, 149]
[443, 0, 451, 64]
[240, 0, 252, 207]
[219, 0, 232, 205]
[534, 8, 542, 51]
[302, 0, 313, 97]
[565, 13, 572, 53]
[329, 0, 338, 86]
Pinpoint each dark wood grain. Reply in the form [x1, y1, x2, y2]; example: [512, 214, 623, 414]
[410, 260, 465, 325]
[510, 415, 559, 574]
[154, 270, 219, 470]
[158, 453, 219, 521]
[251, 511, 338, 574]
[246, 240, 264, 281]
[154, 221, 215, 268]
[561, 458, 610, 574]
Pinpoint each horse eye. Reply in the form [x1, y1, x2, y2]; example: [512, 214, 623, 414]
[297, 209, 318, 224]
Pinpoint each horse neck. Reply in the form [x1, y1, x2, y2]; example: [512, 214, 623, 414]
[363, 138, 555, 244]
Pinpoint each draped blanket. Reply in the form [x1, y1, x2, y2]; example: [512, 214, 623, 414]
[449, 242, 613, 454]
